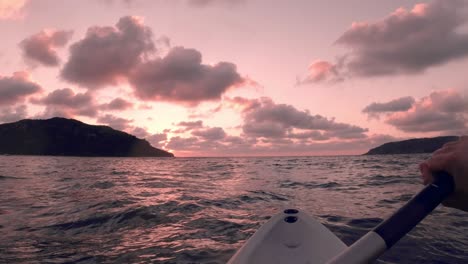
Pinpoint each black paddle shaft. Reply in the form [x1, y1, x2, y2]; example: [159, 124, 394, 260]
[373, 171, 455, 249]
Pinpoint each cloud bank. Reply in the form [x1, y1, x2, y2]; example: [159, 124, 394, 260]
[304, 0, 468, 82]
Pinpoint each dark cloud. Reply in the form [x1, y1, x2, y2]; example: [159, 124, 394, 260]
[100, 97, 133, 111]
[32, 88, 98, 118]
[129, 46, 246, 105]
[61, 16, 154, 88]
[192, 127, 226, 140]
[97, 114, 133, 131]
[385, 90, 468, 132]
[306, 0, 468, 81]
[0, 105, 28, 123]
[0, 72, 42, 106]
[20, 29, 73, 67]
[363, 96, 415, 119]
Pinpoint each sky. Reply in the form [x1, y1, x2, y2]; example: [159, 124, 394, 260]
[0, 0, 467, 157]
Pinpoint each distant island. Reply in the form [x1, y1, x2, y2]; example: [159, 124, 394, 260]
[0, 117, 174, 157]
[365, 136, 459, 155]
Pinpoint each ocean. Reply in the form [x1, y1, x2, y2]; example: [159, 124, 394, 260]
[0, 155, 467, 263]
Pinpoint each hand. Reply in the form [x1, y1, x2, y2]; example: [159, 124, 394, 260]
[419, 136, 468, 212]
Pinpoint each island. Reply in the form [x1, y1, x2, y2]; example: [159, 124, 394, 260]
[0, 117, 174, 157]
[365, 136, 459, 155]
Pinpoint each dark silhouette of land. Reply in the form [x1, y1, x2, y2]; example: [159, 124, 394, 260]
[365, 136, 459, 155]
[0, 117, 174, 157]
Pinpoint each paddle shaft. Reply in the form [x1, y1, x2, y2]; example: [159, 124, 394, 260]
[328, 171, 455, 264]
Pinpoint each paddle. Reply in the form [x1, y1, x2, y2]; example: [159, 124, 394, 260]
[328, 171, 455, 264]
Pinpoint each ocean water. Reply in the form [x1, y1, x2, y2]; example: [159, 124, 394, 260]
[0, 155, 467, 264]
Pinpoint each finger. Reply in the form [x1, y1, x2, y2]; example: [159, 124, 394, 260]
[435, 140, 458, 151]
[419, 162, 433, 185]
[442, 141, 459, 147]
[432, 146, 453, 155]
[426, 153, 455, 172]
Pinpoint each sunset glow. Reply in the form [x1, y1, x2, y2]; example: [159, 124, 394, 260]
[1, 0, 467, 156]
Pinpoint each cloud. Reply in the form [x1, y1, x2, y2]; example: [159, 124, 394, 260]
[129, 46, 247, 105]
[97, 114, 133, 131]
[306, 0, 468, 81]
[363, 96, 415, 119]
[192, 127, 226, 140]
[98, 0, 135, 7]
[100, 97, 133, 111]
[147, 133, 167, 148]
[166, 132, 396, 157]
[0, 105, 27, 123]
[385, 90, 468, 133]
[20, 29, 73, 67]
[176, 120, 204, 130]
[0, 71, 42, 106]
[0, 0, 28, 20]
[240, 97, 368, 140]
[299, 59, 346, 84]
[187, 0, 245, 8]
[130, 126, 150, 138]
[61, 16, 154, 88]
[32, 88, 98, 118]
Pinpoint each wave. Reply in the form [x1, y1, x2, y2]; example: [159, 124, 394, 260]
[0, 175, 25, 180]
[44, 201, 203, 233]
[279, 180, 341, 189]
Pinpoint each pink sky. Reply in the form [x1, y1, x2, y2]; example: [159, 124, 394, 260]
[0, 0, 467, 157]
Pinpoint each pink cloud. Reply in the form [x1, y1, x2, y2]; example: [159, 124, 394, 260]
[61, 16, 154, 88]
[362, 96, 415, 119]
[239, 97, 368, 140]
[20, 29, 73, 67]
[385, 90, 468, 133]
[146, 133, 167, 148]
[97, 114, 133, 131]
[0, 0, 28, 20]
[129, 46, 247, 106]
[0, 105, 27, 123]
[300, 60, 343, 84]
[0, 71, 41, 106]
[32, 88, 98, 118]
[100, 97, 133, 111]
[165, 96, 378, 156]
[191, 127, 226, 140]
[187, 0, 245, 8]
[305, 0, 468, 81]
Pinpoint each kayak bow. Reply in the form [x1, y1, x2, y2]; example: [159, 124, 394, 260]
[228, 171, 454, 264]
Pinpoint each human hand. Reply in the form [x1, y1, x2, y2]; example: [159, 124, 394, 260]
[419, 136, 468, 212]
